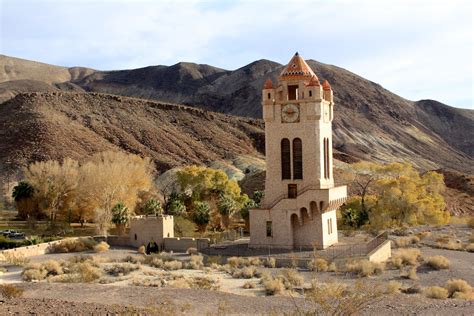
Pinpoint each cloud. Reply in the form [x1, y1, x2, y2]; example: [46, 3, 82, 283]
[0, 0, 472, 108]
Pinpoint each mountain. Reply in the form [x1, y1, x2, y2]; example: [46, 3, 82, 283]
[1, 54, 472, 174]
[0, 92, 264, 181]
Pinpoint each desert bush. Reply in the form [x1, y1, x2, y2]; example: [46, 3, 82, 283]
[48, 237, 97, 253]
[451, 291, 474, 300]
[345, 260, 385, 277]
[400, 266, 419, 280]
[0, 284, 24, 298]
[186, 247, 198, 255]
[94, 241, 110, 253]
[401, 284, 422, 294]
[263, 277, 285, 295]
[279, 268, 304, 287]
[425, 255, 450, 270]
[328, 262, 337, 272]
[190, 276, 219, 290]
[184, 255, 204, 270]
[22, 265, 48, 281]
[2, 252, 30, 266]
[306, 280, 383, 315]
[163, 260, 183, 271]
[105, 263, 140, 276]
[69, 261, 103, 282]
[263, 257, 276, 268]
[43, 260, 63, 276]
[445, 279, 472, 298]
[466, 243, 474, 252]
[227, 256, 261, 268]
[424, 286, 448, 299]
[122, 255, 143, 264]
[394, 236, 420, 248]
[243, 281, 256, 289]
[137, 245, 146, 254]
[391, 248, 420, 267]
[168, 277, 190, 289]
[437, 240, 463, 251]
[232, 266, 257, 279]
[467, 217, 474, 229]
[307, 258, 328, 272]
[386, 281, 402, 294]
[416, 231, 431, 240]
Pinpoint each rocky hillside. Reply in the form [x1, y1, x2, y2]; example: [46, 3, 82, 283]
[0, 92, 264, 180]
[1, 54, 472, 173]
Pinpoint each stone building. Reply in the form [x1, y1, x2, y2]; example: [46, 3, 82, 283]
[128, 215, 174, 248]
[249, 52, 347, 249]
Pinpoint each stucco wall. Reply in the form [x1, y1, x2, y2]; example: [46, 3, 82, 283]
[0, 238, 81, 260]
[368, 240, 392, 263]
[164, 237, 210, 252]
[128, 215, 174, 248]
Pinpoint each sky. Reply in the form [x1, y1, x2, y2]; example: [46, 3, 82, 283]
[1, 0, 473, 109]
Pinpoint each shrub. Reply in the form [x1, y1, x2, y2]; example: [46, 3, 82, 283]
[466, 243, 474, 252]
[70, 261, 103, 283]
[400, 266, 418, 280]
[437, 240, 463, 251]
[137, 245, 146, 254]
[163, 260, 182, 271]
[452, 291, 474, 300]
[48, 237, 97, 253]
[94, 241, 110, 253]
[424, 286, 448, 299]
[279, 268, 304, 287]
[122, 255, 143, 264]
[263, 257, 276, 268]
[263, 277, 285, 295]
[243, 281, 256, 289]
[2, 252, 30, 266]
[307, 258, 328, 272]
[391, 248, 420, 266]
[394, 236, 420, 248]
[445, 279, 472, 297]
[105, 263, 140, 276]
[43, 260, 63, 276]
[186, 247, 198, 255]
[184, 255, 203, 270]
[22, 263, 48, 281]
[0, 284, 24, 298]
[468, 217, 474, 229]
[416, 231, 431, 240]
[345, 260, 385, 277]
[232, 267, 257, 279]
[401, 284, 422, 294]
[425, 256, 450, 270]
[386, 281, 402, 294]
[328, 262, 337, 272]
[190, 276, 219, 290]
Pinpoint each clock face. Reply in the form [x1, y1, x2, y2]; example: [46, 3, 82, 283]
[281, 103, 300, 123]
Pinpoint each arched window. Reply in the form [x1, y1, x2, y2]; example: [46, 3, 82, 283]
[293, 138, 303, 179]
[281, 138, 291, 180]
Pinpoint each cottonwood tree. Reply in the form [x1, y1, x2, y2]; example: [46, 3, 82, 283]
[76, 151, 154, 235]
[24, 158, 79, 225]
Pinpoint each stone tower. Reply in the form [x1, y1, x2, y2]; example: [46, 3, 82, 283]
[249, 52, 347, 249]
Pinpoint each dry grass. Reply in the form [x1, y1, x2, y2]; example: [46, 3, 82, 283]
[2, 252, 30, 266]
[0, 284, 24, 298]
[445, 279, 472, 298]
[263, 277, 285, 295]
[386, 281, 402, 294]
[93, 241, 110, 253]
[328, 262, 337, 272]
[425, 255, 450, 270]
[394, 236, 420, 248]
[243, 281, 256, 289]
[416, 231, 432, 240]
[400, 266, 419, 280]
[48, 237, 97, 253]
[227, 256, 261, 268]
[436, 239, 464, 251]
[184, 255, 203, 270]
[307, 258, 328, 272]
[467, 217, 474, 228]
[279, 268, 304, 287]
[163, 260, 183, 271]
[344, 260, 385, 277]
[263, 257, 276, 268]
[391, 248, 420, 268]
[137, 245, 146, 254]
[466, 243, 474, 252]
[232, 266, 258, 279]
[105, 263, 140, 276]
[186, 247, 198, 255]
[424, 286, 448, 299]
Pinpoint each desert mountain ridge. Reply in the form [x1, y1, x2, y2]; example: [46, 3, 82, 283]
[1, 54, 472, 175]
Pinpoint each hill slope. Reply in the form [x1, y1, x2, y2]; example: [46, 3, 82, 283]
[0, 92, 264, 180]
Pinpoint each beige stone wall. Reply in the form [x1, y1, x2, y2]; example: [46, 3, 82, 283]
[0, 238, 81, 260]
[163, 237, 210, 252]
[128, 215, 174, 248]
[368, 240, 392, 263]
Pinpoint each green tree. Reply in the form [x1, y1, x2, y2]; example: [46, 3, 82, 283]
[165, 192, 186, 216]
[142, 198, 162, 216]
[190, 201, 211, 233]
[11, 181, 36, 219]
[111, 202, 130, 235]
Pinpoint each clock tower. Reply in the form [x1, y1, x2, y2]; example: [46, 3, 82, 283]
[249, 52, 347, 249]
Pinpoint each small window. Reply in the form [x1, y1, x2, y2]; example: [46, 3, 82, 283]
[288, 184, 297, 199]
[134, 233, 137, 241]
[309, 90, 312, 97]
[266, 221, 273, 237]
[267, 92, 271, 99]
[288, 85, 298, 100]
[327, 218, 333, 234]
